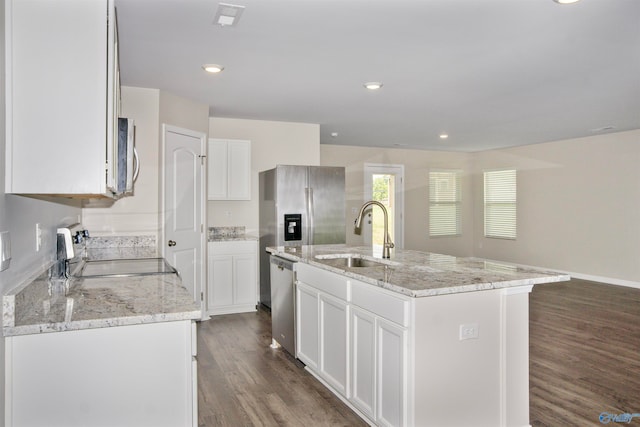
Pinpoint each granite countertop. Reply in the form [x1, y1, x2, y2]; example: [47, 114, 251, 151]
[3, 258, 201, 337]
[266, 244, 570, 298]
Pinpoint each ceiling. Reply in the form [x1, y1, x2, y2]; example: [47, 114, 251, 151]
[115, 0, 640, 152]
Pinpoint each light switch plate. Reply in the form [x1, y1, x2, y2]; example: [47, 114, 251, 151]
[0, 231, 11, 271]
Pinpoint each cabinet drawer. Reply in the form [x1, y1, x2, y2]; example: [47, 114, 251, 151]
[351, 281, 409, 327]
[295, 263, 349, 301]
[208, 240, 256, 255]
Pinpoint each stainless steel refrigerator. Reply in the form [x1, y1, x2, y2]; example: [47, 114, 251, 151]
[259, 165, 345, 308]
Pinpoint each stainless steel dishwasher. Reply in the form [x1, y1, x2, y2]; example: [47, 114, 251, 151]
[269, 255, 295, 356]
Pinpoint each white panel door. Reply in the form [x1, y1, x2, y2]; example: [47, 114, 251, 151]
[233, 253, 257, 305]
[377, 319, 407, 427]
[208, 255, 233, 308]
[163, 125, 206, 309]
[319, 293, 349, 396]
[207, 139, 227, 199]
[296, 283, 319, 369]
[350, 306, 377, 420]
[227, 140, 251, 200]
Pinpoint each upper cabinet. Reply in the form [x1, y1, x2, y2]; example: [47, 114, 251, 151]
[4, 0, 123, 198]
[207, 139, 251, 200]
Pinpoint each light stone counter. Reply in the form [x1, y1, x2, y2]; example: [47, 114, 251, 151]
[3, 263, 201, 337]
[267, 244, 570, 297]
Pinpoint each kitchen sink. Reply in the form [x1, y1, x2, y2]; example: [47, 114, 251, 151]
[74, 258, 176, 278]
[314, 254, 399, 268]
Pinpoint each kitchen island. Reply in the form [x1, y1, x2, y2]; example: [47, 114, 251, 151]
[267, 244, 570, 427]
[2, 257, 201, 427]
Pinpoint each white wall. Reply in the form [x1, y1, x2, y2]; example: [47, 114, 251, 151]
[82, 87, 161, 238]
[472, 129, 640, 285]
[0, 4, 82, 424]
[82, 88, 209, 241]
[208, 118, 320, 234]
[320, 145, 475, 256]
[322, 130, 640, 285]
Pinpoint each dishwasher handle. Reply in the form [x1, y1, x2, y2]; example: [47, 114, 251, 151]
[270, 256, 294, 272]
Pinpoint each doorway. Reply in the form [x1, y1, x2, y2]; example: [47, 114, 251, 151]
[363, 164, 404, 250]
[162, 125, 206, 314]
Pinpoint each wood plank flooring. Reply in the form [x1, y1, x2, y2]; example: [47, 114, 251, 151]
[197, 308, 367, 427]
[197, 278, 640, 426]
[529, 278, 640, 427]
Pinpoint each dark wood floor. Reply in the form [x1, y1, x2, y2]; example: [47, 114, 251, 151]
[197, 278, 640, 426]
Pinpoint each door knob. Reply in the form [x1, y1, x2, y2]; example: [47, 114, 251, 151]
[168, 240, 176, 247]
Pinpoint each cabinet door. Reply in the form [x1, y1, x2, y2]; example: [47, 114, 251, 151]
[207, 140, 228, 199]
[6, 0, 115, 196]
[296, 283, 319, 369]
[227, 140, 251, 200]
[208, 255, 233, 309]
[377, 319, 407, 427]
[350, 306, 376, 420]
[319, 293, 349, 396]
[233, 253, 256, 305]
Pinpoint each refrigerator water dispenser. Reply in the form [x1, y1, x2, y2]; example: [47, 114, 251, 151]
[284, 214, 302, 241]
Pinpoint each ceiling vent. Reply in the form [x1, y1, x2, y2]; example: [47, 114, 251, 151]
[213, 3, 245, 27]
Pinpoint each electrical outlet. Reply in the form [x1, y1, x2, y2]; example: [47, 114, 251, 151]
[36, 223, 42, 252]
[459, 323, 479, 341]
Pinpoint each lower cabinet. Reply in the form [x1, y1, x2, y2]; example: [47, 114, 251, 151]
[376, 318, 407, 427]
[208, 240, 258, 315]
[296, 282, 319, 369]
[5, 320, 197, 427]
[295, 263, 408, 427]
[319, 293, 349, 396]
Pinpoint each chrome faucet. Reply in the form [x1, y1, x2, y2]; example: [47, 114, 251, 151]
[354, 200, 395, 258]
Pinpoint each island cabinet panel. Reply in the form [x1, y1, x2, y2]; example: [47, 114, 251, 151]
[295, 262, 411, 427]
[319, 293, 349, 396]
[5, 320, 197, 427]
[350, 306, 377, 420]
[376, 319, 407, 427]
[296, 282, 320, 369]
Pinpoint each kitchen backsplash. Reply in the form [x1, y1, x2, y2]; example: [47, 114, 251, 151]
[84, 235, 158, 260]
[208, 226, 246, 240]
[85, 235, 156, 249]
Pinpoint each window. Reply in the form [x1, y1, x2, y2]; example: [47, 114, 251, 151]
[429, 170, 461, 237]
[484, 169, 516, 239]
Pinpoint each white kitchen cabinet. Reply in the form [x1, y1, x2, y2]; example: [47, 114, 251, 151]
[5, 320, 197, 427]
[295, 282, 320, 370]
[207, 240, 258, 315]
[350, 306, 377, 420]
[376, 318, 407, 427]
[319, 293, 349, 396]
[296, 262, 409, 427]
[4, 0, 122, 197]
[207, 139, 251, 200]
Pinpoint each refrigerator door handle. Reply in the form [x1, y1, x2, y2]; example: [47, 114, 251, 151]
[306, 187, 314, 245]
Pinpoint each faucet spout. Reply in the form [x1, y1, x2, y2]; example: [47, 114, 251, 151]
[354, 200, 395, 258]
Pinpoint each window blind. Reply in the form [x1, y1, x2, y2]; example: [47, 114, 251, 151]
[484, 169, 516, 239]
[429, 170, 461, 237]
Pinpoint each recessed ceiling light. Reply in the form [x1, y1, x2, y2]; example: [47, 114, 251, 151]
[553, 0, 581, 4]
[439, 134, 449, 139]
[202, 64, 224, 73]
[213, 3, 245, 27]
[364, 82, 383, 90]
